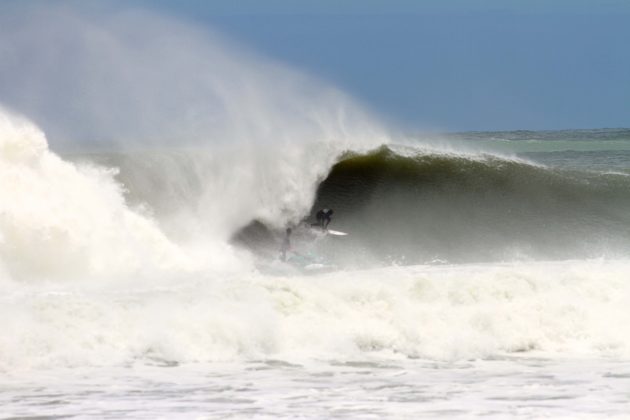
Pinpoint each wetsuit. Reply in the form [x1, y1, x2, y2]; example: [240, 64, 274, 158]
[315, 209, 333, 229]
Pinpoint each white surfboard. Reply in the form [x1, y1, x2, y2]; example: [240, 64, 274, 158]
[326, 229, 348, 236]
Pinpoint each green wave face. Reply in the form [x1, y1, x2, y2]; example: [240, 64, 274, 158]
[307, 146, 630, 265]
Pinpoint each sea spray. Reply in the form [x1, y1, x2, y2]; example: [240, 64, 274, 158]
[0, 107, 193, 282]
[0, 5, 388, 241]
[0, 4, 389, 283]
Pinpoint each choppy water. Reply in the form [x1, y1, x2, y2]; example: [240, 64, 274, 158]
[3, 358, 629, 419]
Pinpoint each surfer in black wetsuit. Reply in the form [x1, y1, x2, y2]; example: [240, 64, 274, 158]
[280, 227, 292, 261]
[313, 208, 333, 230]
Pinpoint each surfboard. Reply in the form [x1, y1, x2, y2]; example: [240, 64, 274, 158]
[327, 229, 348, 236]
[308, 225, 348, 236]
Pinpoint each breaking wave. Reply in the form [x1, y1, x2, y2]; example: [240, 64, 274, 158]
[1, 5, 629, 373]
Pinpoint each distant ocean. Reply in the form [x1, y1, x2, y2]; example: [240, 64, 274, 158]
[2, 117, 629, 418]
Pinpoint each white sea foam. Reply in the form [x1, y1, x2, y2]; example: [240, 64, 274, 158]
[0, 107, 196, 282]
[2, 255, 629, 372]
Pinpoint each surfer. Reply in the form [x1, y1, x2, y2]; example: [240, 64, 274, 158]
[280, 227, 292, 261]
[313, 208, 333, 230]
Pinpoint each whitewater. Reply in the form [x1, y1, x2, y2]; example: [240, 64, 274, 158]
[1, 6, 630, 420]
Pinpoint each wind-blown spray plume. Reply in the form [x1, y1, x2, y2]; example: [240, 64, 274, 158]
[0, 5, 388, 241]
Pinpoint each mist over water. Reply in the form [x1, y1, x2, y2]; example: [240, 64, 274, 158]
[0, 5, 385, 148]
[0, 4, 388, 245]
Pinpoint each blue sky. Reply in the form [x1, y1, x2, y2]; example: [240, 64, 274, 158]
[7, 0, 630, 132]
[133, 0, 630, 131]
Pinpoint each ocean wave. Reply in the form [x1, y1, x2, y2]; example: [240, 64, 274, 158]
[235, 145, 630, 265]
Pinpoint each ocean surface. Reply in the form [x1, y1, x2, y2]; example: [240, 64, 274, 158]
[2, 116, 630, 419]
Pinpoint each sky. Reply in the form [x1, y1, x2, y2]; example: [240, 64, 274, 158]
[4, 0, 630, 132]
[135, 0, 630, 132]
